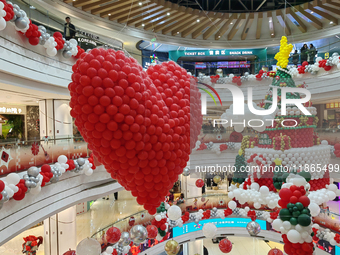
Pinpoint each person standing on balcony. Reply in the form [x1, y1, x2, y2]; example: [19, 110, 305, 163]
[309, 44, 317, 64]
[64, 17, 76, 40]
[291, 50, 299, 66]
[300, 44, 308, 64]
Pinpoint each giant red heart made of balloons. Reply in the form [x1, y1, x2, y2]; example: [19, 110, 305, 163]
[69, 48, 202, 214]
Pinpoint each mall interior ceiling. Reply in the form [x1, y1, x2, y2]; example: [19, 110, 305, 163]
[166, 0, 312, 12]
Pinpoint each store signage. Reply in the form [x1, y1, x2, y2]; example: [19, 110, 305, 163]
[173, 218, 267, 237]
[183, 50, 253, 57]
[77, 30, 99, 40]
[77, 37, 97, 46]
[0, 105, 26, 114]
[326, 103, 340, 109]
[169, 48, 267, 62]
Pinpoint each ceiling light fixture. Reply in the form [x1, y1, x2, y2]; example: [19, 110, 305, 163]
[30, 5, 36, 9]
[177, 31, 179, 34]
[142, 23, 145, 26]
[271, 33, 274, 35]
[311, 11, 314, 14]
[167, 12, 170, 16]
[139, 2, 142, 5]
[218, 36, 220, 38]
[197, 19, 200, 22]
[230, 22, 233, 24]
[330, 21, 333, 24]
[108, 13, 111, 16]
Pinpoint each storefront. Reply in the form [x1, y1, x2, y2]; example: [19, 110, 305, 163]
[324, 102, 340, 130]
[169, 48, 267, 76]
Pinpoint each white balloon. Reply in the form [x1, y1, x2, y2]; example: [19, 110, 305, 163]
[167, 205, 182, 221]
[287, 229, 301, 243]
[69, 38, 78, 46]
[272, 219, 283, 231]
[106, 247, 113, 253]
[308, 203, 320, 216]
[202, 223, 217, 238]
[259, 186, 269, 196]
[30, 185, 41, 195]
[6, 173, 20, 185]
[282, 221, 291, 230]
[58, 155, 68, 164]
[228, 200, 237, 210]
[46, 47, 57, 57]
[250, 183, 260, 191]
[0, 17, 6, 31]
[155, 215, 162, 221]
[76, 238, 101, 255]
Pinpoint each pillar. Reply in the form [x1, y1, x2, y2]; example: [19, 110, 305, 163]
[39, 99, 72, 139]
[183, 240, 203, 255]
[44, 206, 77, 255]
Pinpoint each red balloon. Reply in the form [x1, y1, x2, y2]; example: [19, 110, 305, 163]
[63, 249, 76, 255]
[268, 248, 283, 255]
[195, 179, 205, 188]
[146, 225, 158, 239]
[106, 227, 121, 244]
[298, 196, 310, 207]
[219, 238, 232, 253]
[334, 143, 340, 150]
[0, 180, 4, 192]
[279, 188, 292, 201]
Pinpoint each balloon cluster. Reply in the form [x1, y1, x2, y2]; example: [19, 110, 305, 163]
[10, 2, 29, 33]
[25, 21, 41, 45]
[275, 36, 293, 69]
[0, 0, 14, 21]
[334, 143, 340, 157]
[210, 74, 219, 83]
[232, 75, 242, 86]
[53, 32, 65, 50]
[62, 39, 78, 59]
[0, 1, 7, 31]
[69, 48, 202, 214]
[74, 45, 85, 59]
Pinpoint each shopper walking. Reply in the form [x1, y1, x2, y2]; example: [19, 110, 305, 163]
[64, 17, 76, 40]
[308, 44, 317, 64]
[300, 44, 308, 64]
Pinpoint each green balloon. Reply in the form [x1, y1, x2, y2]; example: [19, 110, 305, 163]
[279, 209, 292, 221]
[295, 202, 304, 211]
[298, 214, 311, 227]
[287, 203, 294, 209]
[282, 173, 289, 183]
[292, 211, 301, 218]
[298, 171, 311, 182]
[293, 207, 298, 212]
[290, 217, 298, 225]
[301, 209, 309, 215]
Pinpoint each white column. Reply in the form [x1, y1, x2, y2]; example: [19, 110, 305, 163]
[186, 240, 203, 255]
[39, 99, 72, 139]
[43, 206, 77, 255]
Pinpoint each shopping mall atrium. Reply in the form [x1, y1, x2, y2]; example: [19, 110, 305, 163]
[2, 0, 340, 254]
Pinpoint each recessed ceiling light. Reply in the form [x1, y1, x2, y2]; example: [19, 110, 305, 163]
[311, 11, 314, 14]
[330, 21, 333, 24]
[142, 23, 145, 26]
[218, 36, 220, 38]
[30, 5, 36, 9]
[108, 13, 111, 16]
[167, 12, 170, 16]
[269, 20, 272, 23]
[197, 19, 200, 22]
[271, 33, 274, 35]
[177, 31, 179, 34]
[230, 22, 233, 24]
[139, 2, 142, 5]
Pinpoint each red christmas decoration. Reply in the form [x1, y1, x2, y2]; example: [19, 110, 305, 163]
[195, 179, 205, 188]
[210, 75, 220, 83]
[224, 208, 233, 216]
[106, 227, 121, 244]
[181, 211, 190, 223]
[31, 142, 40, 156]
[268, 248, 283, 255]
[74, 46, 85, 59]
[202, 209, 211, 219]
[247, 210, 256, 221]
[63, 249, 76, 255]
[68, 48, 202, 214]
[146, 225, 158, 239]
[129, 216, 135, 226]
[197, 143, 207, 150]
[13, 179, 28, 201]
[40, 164, 53, 187]
[53, 32, 65, 50]
[219, 238, 232, 253]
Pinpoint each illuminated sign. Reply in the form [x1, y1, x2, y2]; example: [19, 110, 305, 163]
[0, 105, 26, 114]
[77, 37, 97, 46]
[326, 103, 340, 109]
[173, 218, 267, 237]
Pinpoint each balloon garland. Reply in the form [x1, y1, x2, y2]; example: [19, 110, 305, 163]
[0, 155, 95, 210]
[0, 0, 84, 58]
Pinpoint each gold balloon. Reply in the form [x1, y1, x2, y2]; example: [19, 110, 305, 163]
[213, 175, 221, 184]
[165, 240, 180, 255]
